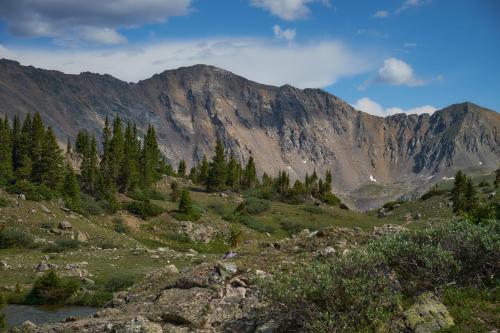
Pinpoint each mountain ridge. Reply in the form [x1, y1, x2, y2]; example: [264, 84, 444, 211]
[0, 58, 499, 210]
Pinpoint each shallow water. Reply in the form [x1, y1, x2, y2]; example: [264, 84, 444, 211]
[3, 304, 98, 328]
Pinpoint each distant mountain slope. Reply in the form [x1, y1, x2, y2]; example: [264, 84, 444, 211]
[1, 58, 499, 210]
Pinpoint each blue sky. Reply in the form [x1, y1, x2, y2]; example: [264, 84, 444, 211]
[0, 0, 499, 116]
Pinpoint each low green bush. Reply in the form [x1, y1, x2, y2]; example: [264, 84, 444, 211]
[126, 200, 164, 219]
[0, 227, 35, 249]
[280, 220, 307, 235]
[0, 294, 6, 331]
[301, 205, 324, 214]
[261, 219, 500, 332]
[0, 196, 10, 207]
[68, 290, 113, 307]
[80, 195, 104, 216]
[105, 274, 137, 292]
[237, 196, 271, 215]
[239, 215, 276, 234]
[40, 220, 57, 229]
[112, 217, 131, 234]
[43, 239, 81, 253]
[26, 271, 80, 305]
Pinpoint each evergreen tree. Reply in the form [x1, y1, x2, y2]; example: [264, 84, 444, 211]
[100, 117, 113, 184]
[325, 170, 333, 193]
[291, 179, 305, 196]
[0, 116, 13, 184]
[170, 181, 181, 202]
[178, 189, 193, 215]
[451, 170, 467, 214]
[226, 152, 241, 191]
[65, 137, 72, 158]
[465, 178, 478, 213]
[196, 155, 209, 184]
[11, 114, 21, 171]
[62, 163, 81, 212]
[177, 160, 187, 177]
[16, 114, 33, 180]
[40, 127, 63, 190]
[188, 166, 197, 181]
[110, 116, 125, 186]
[242, 156, 258, 189]
[119, 122, 140, 192]
[140, 125, 162, 189]
[80, 135, 99, 195]
[30, 112, 45, 183]
[206, 138, 227, 192]
[75, 129, 90, 156]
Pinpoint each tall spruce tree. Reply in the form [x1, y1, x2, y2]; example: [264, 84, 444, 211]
[16, 114, 33, 180]
[80, 135, 99, 195]
[177, 160, 187, 177]
[226, 152, 242, 191]
[206, 138, 227, 192]
[141, 125, 162, 189]
[197, 155, 209, 184]
[451, 170, 467, 214]
[178, 189, 193, 215]
[63, 163, 81, 212]
[0, 116, 13, 184]
[119, 122, 140, 192]
[30, 112, 45, 183]
[11, 115, 21, 171]
[110, 116, 125, 186]
[242, 156, 257, 189]
[495, 167, 500, 188]
[465, 178, 478, 213]
[40, 127, 63, 190]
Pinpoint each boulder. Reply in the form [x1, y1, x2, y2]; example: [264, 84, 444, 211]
[77, 230, 89, 242]
[59, 221, 73, 230]
[113, 316, 163, 333]
[41, 205, 52, 214]
[35, 261, 58, 272]
[404, 292, 454, 333]
[0, 260, 10, 270]
[316, 246, 336, 258]
[373, 224, 406, 237]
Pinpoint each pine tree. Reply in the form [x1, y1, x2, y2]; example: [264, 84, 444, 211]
[177, 160, 187, 177]
[40, 127, 63, 190]
[65, 137, 72, 158]
[188, 166, 197, 181]
[206, 138, 227, 192]
[242, 156, 257, 189]
[75, 129, 90, 156]
[62, 163, 81, 212]
[16, 114, 33, 180]
[451, 170, 467, 214]
[110, 116, 125, 186]
[170, 181, 181, 202]
[80, 135, 99, 195]
[119, 122, 140, 192]
[178, 189, 193, 215]
[30, 112, 45, 183]
[11, 115, 21, 171]
[141, 125, 162, 189]
[465, 178, 478, 213]
[226, 152, 242, 191]
[196, 155, 209, 184]
[325, 170, 333, 193]
[0, 116, 13, 184]
[100, 117, 113, 184]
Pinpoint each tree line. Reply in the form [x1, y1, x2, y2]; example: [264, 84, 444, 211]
[0, 113, 167, 213]
[178, 138, 340, 205]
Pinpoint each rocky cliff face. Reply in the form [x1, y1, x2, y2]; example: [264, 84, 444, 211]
[1, 59, 499, 209]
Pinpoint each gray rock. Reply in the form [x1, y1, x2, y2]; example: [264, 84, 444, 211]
[316, 246, 336, 258]
[156, 288, 213, 328]
[404, 292, 454, 333]
[0, 260, 10, 270]
[59, 221, 73, 230]
[113, 316, 163, 333]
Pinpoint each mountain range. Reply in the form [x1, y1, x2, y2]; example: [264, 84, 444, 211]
[0, 58, 499, 210]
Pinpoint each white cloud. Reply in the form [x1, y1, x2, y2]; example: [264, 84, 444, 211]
[372, 10, 389, 18]
[396, 0, 427, 13]
[250, 0, 330, 20]
[359, 57, 425, 89]
[0, 0, 192, 45]
[273, 25, 296, 43]
[0, 38, 373, 88]
[353, 97, 437, 117]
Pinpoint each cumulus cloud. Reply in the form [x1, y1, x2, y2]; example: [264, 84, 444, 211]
[353, 97, 437, 117]
[250, 0, 330, 20]
[360, 57, 425, 89]
[372, 10, 389, 18]
[273, 25, 296, 43]
[0, 0, 192, 45]
[0, 38, 373, 88]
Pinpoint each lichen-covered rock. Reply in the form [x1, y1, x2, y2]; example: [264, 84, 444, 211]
[112, 316, 163, 333]
[403, 292, 454, 333]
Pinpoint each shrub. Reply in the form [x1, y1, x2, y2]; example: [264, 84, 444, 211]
[237, 196, 271, 215]
[0, 196, 10, 207]
[0, 227, 35, 249]
[68, 290, 113, 307]
[420, 185, 447, 200]
[112, 217, 131, 234]
[0, 294, 6, 331]
[280, 220, 307, 235]
[26, 271, 80, 305]
[478, 180, 490, 187]
[80, 195, 104, 216]
[43, 239, 81, 253]
[320, 193, 341, 206]
[40, 220, 57, 229]
[262, 219, 499, 332]
[105, 274, 137, 292]
[301, 205, 324, 214]
[239, 215, 275, 234]
[126, 200, 164, 219]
